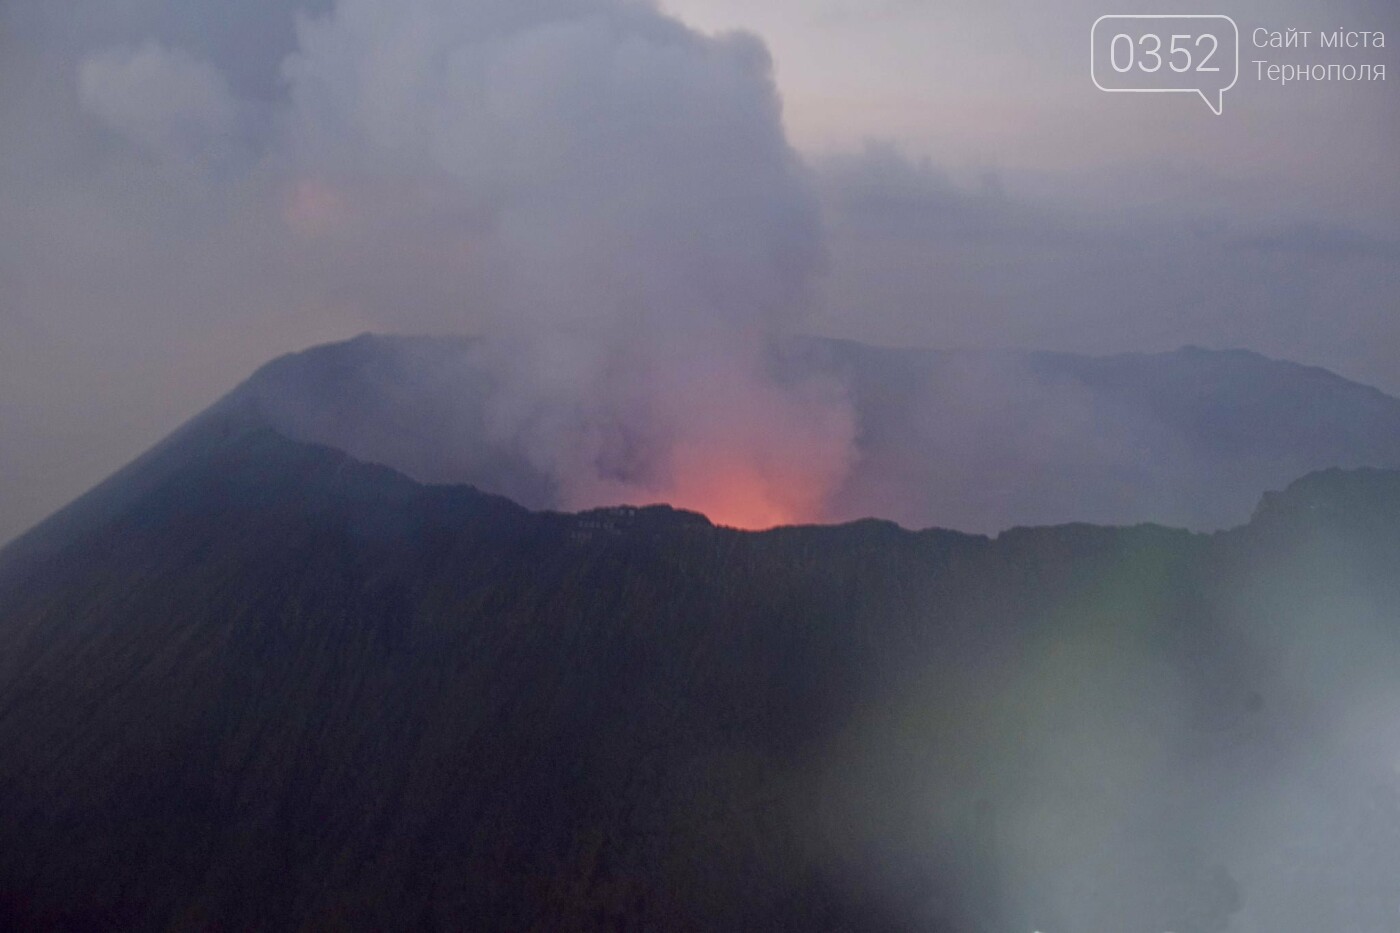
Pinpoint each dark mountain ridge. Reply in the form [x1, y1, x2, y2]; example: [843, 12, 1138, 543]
[2, 395, 1400, 929]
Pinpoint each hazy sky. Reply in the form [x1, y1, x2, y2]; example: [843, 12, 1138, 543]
[1, 0, 1396, 542]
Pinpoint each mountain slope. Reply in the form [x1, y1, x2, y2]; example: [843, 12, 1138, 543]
[2, 413, 1399, 930]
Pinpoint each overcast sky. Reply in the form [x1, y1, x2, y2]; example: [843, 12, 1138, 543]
[1, 0, 1396, 542]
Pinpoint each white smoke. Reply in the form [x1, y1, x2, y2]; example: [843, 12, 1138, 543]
[271, 0, 851, 524]
[63, 0, 856, 527]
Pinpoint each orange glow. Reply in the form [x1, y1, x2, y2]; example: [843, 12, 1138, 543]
[557, 365, 857, 532]
[283, 178, 347, 238]
[659, 446, 821, 531]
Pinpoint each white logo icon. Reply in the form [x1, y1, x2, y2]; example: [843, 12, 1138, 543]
[1092, 15, 1240, 114]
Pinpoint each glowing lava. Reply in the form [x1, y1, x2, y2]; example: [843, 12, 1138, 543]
[550, 347, 858, 532]
[657, 446, 825, 531]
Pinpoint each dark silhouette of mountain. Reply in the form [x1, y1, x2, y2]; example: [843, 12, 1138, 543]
[2, 397, 1399, 931]
[230, 333, 1400, 533]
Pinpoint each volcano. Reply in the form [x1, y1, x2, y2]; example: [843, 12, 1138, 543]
[1, 340, 1399, 930]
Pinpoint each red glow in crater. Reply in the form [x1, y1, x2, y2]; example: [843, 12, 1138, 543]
[659, 446, 825, 531]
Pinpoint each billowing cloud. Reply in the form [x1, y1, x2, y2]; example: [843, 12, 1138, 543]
[78, 41, 240, 165]
[1, 0, 1397, 541]
[2, 0, 851, 531]
[265, 0, 846, 526]
[278, 0, 825, 328]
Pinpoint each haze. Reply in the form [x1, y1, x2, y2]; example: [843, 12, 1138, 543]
[1, 0, 1397, 542]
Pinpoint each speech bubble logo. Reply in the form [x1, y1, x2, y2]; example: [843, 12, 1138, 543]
[1091, 15, 1239, 114]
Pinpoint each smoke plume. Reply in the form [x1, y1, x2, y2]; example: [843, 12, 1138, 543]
[268, 0, 853, 527]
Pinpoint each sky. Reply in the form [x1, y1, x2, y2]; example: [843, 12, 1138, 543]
[0, 0, 1397, 542]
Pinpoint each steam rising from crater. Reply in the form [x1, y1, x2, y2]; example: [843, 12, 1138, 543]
[260, 0, 854, 527]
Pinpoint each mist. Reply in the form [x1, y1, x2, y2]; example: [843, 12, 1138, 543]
[3, 0, 861, 532]
[2, 2, 1399, 927]
[3, 0, 1399, 541]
